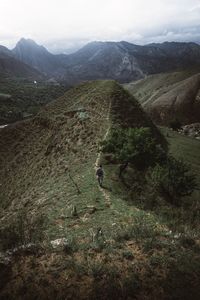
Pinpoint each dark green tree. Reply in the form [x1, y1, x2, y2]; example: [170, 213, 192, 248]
[101, 127, 165, 175]
[169, 119, 182, 131]
[150, 156, 198, 204]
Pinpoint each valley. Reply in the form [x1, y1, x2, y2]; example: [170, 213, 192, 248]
[0, 76, 69, 124]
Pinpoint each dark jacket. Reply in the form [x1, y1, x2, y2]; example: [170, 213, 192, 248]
[96, 168, 104, 177]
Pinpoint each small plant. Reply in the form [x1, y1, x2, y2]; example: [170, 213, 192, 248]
[88, 261, 107, 279]
[122, 272, 141, 298]
[63, 237, 78, 254]
[122, 250, 134, 260]
[114, 212, 160, 244]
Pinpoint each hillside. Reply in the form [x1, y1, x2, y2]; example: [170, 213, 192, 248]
[13, 38, 66, 77]
[0, 45, 43, 80]
[0, 76, 69, 125]
[124, 70, 200, 125]
[11, 39, 200, 84]
[0, 80, 162, 217]
[0, 81, 200, 300]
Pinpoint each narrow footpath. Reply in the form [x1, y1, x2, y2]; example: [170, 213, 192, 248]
[94, 101, 112, 207]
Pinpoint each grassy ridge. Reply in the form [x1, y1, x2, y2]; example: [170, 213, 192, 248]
[124, 70, 200, 125]
[0, 81, 200, 299]
[124, 69, 198, 106]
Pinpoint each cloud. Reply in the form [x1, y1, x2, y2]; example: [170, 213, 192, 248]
[0, 0, 200, 52]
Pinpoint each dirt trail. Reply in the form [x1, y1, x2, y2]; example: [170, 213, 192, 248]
[94, 101, 112, 207]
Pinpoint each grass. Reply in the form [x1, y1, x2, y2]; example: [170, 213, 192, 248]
[0, 80, 200, 299]
[124, 69, 198, 106]
[124, 69, 200, 125]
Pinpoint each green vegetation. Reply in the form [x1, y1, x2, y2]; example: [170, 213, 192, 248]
[124, 69, 198, 106]
[102, 126, 197, 205]
[0, 76, 69, 124]
[0, 81, 200, 300]
[0, 210, 47, 250]
[124, 70, 200, 126]
[169, 118, 182, 131]
[151, 157, 197, 203]
[101, 127, 165, 172]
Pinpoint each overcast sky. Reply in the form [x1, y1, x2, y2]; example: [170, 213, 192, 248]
[0, 0, 200, 53]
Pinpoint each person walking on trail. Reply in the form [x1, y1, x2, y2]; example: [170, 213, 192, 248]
[96, 165, 104, 187]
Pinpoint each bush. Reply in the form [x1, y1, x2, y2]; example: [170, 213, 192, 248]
[0, 211, 48, 250]
[114, 212, 160, 243]
[150, 156, 197, 204]
[169, 119, 182, 131]
[101, 127, 166, 172]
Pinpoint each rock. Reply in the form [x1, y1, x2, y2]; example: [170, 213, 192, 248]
[87, 206, 97, 214]
[82, 213, 90, 222]
[0, 252, 11, 265]
[181, 123, 200, 138]
[51, 238, 69, 249]
[7, 243, 43, 256]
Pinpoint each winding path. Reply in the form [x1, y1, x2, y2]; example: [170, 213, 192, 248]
[94, 101, 112, 207]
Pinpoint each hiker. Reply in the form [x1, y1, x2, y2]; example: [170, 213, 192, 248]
[96, 165, 104, 187]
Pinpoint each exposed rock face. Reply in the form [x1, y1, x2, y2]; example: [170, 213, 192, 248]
[13, 38, 65, 77]
[11, 39, 200, 84]
[0, 44, 42, 79]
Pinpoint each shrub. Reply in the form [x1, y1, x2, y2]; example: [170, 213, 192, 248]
[101, 127, 166, 172]
[0, 211, 48, 250]
[150, 156, 197, 204]
[114, 212, 160, 243]
[63, 237, 78, 254]
[169, 119, 182, 131]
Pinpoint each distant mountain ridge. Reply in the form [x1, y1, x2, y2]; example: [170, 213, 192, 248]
[2, 38, 200, 83]
[0, 43, 43, 79]
[12, 39, 200, 84]
[13, 38, 66, 77]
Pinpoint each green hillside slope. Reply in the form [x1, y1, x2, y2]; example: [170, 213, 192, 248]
[124, 70, 200, 125]
[0, 81, 199, 300]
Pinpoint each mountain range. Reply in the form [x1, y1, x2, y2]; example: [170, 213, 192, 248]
[0, 44, 42, 80]
[1, 38, 200, 83]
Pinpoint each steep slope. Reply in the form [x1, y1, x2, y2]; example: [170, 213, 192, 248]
[11, 39, 200, 83]
[13, 38, 66, 77]
[0, 80, 162, 218]
[1, 81, 200, 300]
[54, 41, 200, 83]
[0, 45, 43, 79]
[149, 73, 200, 124]
[125, 70, 200, 125]
[62, 41, 145, 83]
